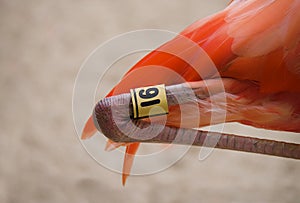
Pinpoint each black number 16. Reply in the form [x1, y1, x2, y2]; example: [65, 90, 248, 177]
[139, 87, 161, 107]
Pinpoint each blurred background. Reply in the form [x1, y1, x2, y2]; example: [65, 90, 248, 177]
[1, 0, 300, 202]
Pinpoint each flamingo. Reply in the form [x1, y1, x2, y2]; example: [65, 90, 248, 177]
[81, 0, 300, 185]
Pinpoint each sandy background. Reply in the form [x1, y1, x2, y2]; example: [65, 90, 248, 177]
[1, 0, 300, 202]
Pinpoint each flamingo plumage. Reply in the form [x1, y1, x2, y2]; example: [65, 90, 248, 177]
[82, 0, 300, 185]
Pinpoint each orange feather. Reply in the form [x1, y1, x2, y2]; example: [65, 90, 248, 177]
[82, 0, 300, 184]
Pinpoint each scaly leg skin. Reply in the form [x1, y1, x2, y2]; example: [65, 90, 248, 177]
[165, 78, 300, 132]
[93, 78, 300, 160]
